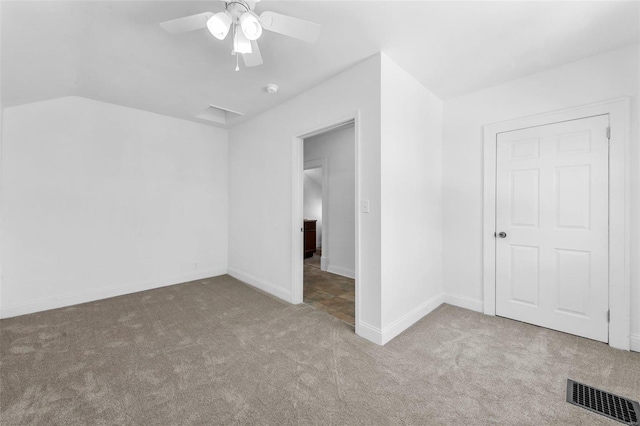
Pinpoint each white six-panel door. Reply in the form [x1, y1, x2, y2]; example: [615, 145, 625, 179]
[495, 115, 609, 342]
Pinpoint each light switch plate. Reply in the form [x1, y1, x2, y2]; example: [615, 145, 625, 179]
[361, 199, 370, 213]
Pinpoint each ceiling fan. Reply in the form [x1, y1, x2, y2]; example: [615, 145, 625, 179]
[160, 1, 321, 71]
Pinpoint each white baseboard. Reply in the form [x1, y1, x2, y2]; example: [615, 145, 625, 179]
[356, 321, 384, 345]
[631, 334, 640, 353]
[444, 293, 484, 313]
[326, 264, 355, 279]
[0, 267, 227, 319]
[357, 293, 445, 346]
[444, 293, 640, 352]
[320, 256, 328, 271]
[380, 293, 445, 345]
[227, 267, 292, 303]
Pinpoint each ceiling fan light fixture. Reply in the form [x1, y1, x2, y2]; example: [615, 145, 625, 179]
[233, 26, 252, 54]
[239, 12, 262, 40]
[160, 6, 322, 70]
[207, 11, 232, 40]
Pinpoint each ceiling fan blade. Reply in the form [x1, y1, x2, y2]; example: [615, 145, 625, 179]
[259, 11, 321, 43]
[159, 12, 214, 34]
[243, 41, 263, 67]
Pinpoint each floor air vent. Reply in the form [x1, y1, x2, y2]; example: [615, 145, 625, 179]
[567, 379, 639, 425]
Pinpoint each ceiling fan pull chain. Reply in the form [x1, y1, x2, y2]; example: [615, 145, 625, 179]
[235, 53, 240, 72]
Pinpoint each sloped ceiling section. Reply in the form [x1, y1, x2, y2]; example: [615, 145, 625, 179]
[1, 1, 82, 107]
[2, 1, 638, 128]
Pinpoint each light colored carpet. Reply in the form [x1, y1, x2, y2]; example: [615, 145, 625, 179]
[1, 275, 639, 425]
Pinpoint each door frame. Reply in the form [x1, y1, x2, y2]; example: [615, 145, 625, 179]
[482, 98, 631, 350]
[303, 159, 329, 271]
[292, 113, 360, 333]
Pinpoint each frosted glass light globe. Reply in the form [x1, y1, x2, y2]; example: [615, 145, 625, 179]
[207, 11, 232, 40]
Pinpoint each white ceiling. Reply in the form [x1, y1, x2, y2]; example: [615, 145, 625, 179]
[304, 167, 322, 185]
[2, 1, 638, 127]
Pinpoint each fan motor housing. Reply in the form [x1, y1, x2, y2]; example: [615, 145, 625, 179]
[225, 1, 254, 22]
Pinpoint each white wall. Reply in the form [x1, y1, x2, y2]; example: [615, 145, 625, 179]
[303, 170, 322, 247]
[0, 1, 3, 313]
[304, 125, 355, 278]
[1, 96, 228, 317]
[228, 53, 447, 345]
[228, 54, 383, 336]
[380, 54, 444, 343]
[442, 45, 640, 349]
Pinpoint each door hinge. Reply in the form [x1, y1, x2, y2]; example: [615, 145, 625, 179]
[606, 126, 611, 140]
[607, 310, 610, 323]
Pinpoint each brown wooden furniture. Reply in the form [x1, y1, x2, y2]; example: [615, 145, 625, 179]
[304, 220, 317, 258]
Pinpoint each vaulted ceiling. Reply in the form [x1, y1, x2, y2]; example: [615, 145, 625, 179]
[2, 1, 638, 127]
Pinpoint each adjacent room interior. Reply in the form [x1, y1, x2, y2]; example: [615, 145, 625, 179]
[1, 1, 639, 424]
[302, 123, 356, 326]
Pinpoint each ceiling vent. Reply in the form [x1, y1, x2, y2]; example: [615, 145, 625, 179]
[196, 104, 244, 126]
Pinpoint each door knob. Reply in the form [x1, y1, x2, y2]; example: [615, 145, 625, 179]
[497, 232, 507, 238]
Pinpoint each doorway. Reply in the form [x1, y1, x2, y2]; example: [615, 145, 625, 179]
[482, 98, 631, 350]
[300, 122, 356, 326]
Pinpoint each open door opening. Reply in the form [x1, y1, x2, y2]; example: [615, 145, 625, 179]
[301, 122, 356, 327]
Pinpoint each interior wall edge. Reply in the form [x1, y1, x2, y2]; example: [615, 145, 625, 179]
[380, 292, 445, 345]
[355, 320, 383, 346]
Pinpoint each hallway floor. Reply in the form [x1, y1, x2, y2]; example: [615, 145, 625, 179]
[303, 254, 355, 326]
